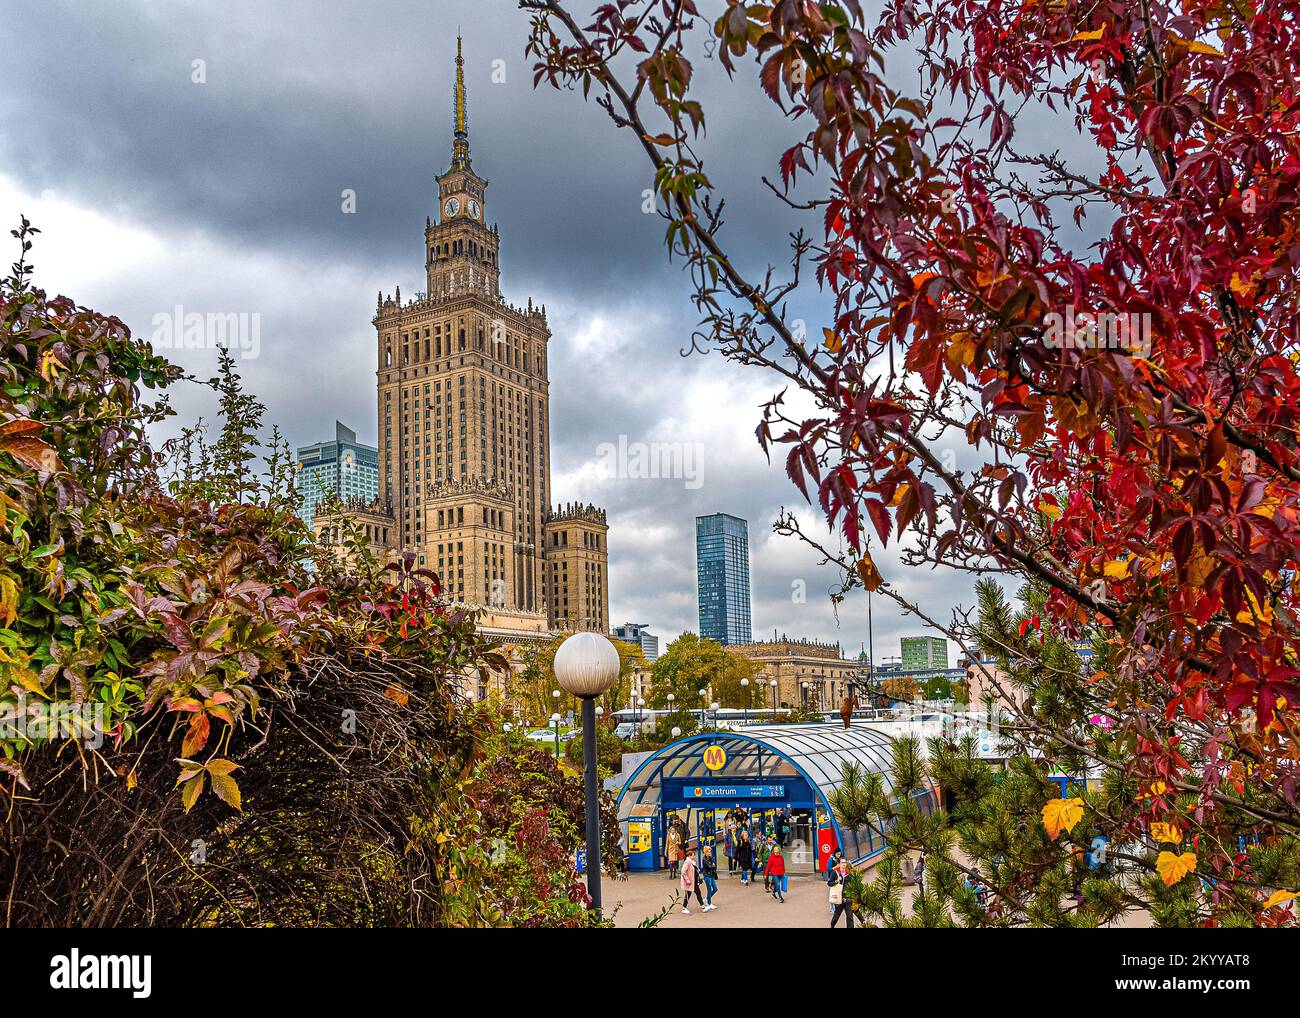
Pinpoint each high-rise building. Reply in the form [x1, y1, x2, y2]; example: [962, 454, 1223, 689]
[325, 37, 609, 638]
[696, 513, 751, 646]
[612, 622, 660, 662]
[294, 421, 378, 528]
[900, 636, 949, 670]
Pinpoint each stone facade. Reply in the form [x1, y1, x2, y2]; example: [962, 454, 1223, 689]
[339, 36, 609, 641]
[728, 636, 859, 710]
[543, 502, 609, 634]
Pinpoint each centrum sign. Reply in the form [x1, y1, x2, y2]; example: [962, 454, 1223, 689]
[689, 784, 786, 799]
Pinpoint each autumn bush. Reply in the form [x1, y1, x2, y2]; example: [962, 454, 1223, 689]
[0, 220, 604, 927]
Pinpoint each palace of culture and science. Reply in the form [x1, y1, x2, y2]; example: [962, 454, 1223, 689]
[316, 38, 609, 646]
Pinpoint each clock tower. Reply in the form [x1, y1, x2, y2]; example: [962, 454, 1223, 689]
[426, 35, 500, 300]
[365, 35, 609, 642]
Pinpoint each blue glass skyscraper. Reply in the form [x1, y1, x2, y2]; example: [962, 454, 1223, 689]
[696, 513, 752, 645]
[295, 421, 379, 528]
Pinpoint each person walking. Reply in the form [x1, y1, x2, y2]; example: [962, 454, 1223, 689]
[724, 814, 737, 875]
[914, 850, 927, 896]
[680, 849, 704, 914]
[764, 844, 787, 903]
[829, 858, 854, 928]
[700, 845, 719, 911]
[666, 819, 682, 880]
[735, 830, 754, 885]
[824, 850, 843, 915]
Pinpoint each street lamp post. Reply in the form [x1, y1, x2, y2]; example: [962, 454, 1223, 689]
[710, 701, 719, 732]
[636, 697, 645, 734]
[770, 679, 778, 720]
[554, 631, 621, 917]
[550, 712, 562, 757]
[740, 677, 749, 725]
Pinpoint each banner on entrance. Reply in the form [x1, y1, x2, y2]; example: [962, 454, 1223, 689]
[688, 784, 786, 800]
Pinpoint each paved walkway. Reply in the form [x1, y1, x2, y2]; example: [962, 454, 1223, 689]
[608, 871, 851, 928]
[604, 869, 1150, 928]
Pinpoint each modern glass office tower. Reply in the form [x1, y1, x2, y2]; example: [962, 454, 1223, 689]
[695, 513, 752, 646]
[295, 421, 379, 528]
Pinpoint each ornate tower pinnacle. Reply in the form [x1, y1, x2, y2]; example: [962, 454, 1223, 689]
[451, 34, 470, 171]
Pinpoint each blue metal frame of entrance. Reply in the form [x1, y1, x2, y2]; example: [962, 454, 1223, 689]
[616, 723, 936, 870]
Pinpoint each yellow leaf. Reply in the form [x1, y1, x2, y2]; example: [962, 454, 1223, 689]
[823, 328, 841, 353]
[1037, 499, 1062, 520]
[0, 574, 18, 627]
[1150, 822, 1182, 844]
[946, 332, 978, 369]
[1169, 33, 1223, 56]
[1042, 797, 1084, 840]
[1156, 850, 1197, 886]
[1103, 559, 1130, 579]
[1071, 29, 1105, 42]
[1262, 889, 1296, 910]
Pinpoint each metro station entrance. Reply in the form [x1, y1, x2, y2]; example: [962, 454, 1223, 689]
[659, 777, 825, 873]
[617, 726, 920, 871]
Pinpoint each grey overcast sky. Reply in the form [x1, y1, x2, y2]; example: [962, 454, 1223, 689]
[0, 0, 1059, 664]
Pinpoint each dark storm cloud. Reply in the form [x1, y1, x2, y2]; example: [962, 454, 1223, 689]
[1, 0, 1090, 658]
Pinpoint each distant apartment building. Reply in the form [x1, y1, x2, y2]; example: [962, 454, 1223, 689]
[295, 421, 379, 528]
[900, 635, 949, 670]
[696, 513, 752, 646]
[612, 622, 659, 662]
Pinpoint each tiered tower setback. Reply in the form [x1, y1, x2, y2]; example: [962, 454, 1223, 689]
[359, 36, 608, 637]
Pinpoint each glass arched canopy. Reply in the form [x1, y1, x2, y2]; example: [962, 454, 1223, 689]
[616, 722, 934, 865]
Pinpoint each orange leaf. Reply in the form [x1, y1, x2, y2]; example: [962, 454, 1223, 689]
[1262, 889, 1296, 910]
[856, 552, 883, 592]
[1041, 797, 1084, 840]
[1155, 850, 1197, 886]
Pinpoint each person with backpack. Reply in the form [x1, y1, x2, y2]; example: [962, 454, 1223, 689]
[829, 858, 854, 928]
[735, 830, 754, 885]
[914, 851, 927, 896]
[764, 844, 787, 903]
[680, 848, 704, 914]
[699, 845, 719, 911]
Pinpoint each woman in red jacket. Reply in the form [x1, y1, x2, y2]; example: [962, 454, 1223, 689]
[764, 844, 787, 902]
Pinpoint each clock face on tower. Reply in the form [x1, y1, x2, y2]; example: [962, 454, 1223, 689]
[468, 199, 480, 219]
[445, 197, 459, 217]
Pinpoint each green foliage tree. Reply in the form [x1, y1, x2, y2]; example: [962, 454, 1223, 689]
[514, 633, 646, 725]
[828, 578, 1300, 927]
[649, 631, 760, 711]
[0, 222, 603, 927]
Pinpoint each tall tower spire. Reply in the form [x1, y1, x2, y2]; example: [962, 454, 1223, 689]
[452, 33, 471, 170]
